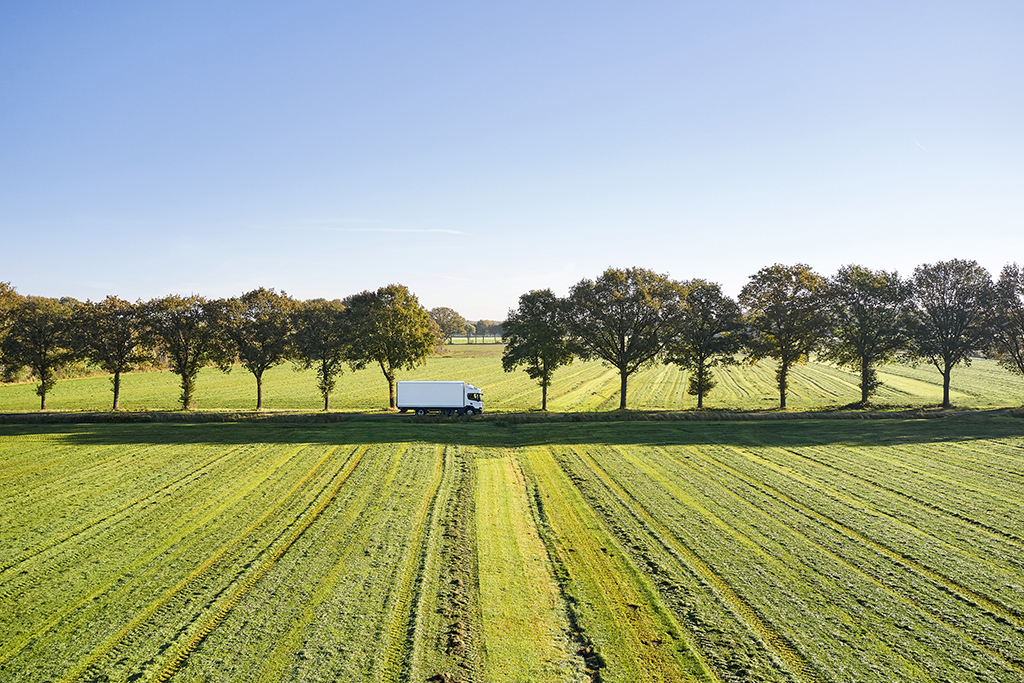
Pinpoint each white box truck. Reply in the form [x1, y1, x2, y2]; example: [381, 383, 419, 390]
[396, 381, 484, 416]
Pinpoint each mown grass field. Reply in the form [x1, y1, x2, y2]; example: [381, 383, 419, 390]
[3, 414, 1024, 682]
[2, 344, 1023, 413]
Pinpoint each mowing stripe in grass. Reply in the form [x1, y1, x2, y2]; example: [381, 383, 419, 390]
[0, 443, 245, 582]
[565, 446, 823, 683]
[377, 445, 448, 682]
[2, 442, 299, 671]
[475, 450, 582, 682]
[154, 444, 368, 681]
[725, 443, 1024, 611]
[670, 444, 1024, 676]
[51, 444, 362, 683]
[601, 443, 937, 681]
[523, 444, 717, 683]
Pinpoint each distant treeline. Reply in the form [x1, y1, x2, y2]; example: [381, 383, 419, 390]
[2, 259, 1023, 414]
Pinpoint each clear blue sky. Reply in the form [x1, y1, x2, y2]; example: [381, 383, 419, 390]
[2, 1, 1021, 320]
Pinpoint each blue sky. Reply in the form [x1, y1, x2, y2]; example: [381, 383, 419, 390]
[2, 1, 1021, 319]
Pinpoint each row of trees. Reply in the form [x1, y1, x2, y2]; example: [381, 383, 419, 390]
[502, 260, 1024, 410]
[0, 284, 445, 411]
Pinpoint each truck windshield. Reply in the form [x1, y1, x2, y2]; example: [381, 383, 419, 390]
[467, 393, 482, 402]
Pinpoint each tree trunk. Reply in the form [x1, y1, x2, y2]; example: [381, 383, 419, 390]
[942, 363, 952, 409]
[255, 372, 264, 411]
[696, 361, 706, 409]
[180, 376, 195, 410]
[112, 371, 121, 411]
[378, 360, 398, 410]
[619, 370, 628, 410]
[778, 361, 789, 409]
[860, 358, 870, 405]
[324, 392, 330, 412]
[541, 382, 548, 411]
[40, 392, 46, 411]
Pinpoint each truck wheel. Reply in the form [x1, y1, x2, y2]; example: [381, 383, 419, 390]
[415, 408, 426, 416]
[464, 407, 476, 416]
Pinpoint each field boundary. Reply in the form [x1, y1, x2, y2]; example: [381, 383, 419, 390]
[1, 406, 1021, 426]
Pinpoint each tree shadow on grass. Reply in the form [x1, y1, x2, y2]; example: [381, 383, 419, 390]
[1, 411, 1021, 449]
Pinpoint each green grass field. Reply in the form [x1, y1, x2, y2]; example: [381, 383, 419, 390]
[2, 344, 1023, 413]
[2, 414, 1024, 682]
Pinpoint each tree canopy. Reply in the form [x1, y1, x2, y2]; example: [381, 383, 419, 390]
[563, 267, 684, 410]
[501, 289, 574, 410]
[211, 287, 297, 410]
[907, 259, 994, 408]
[820, 266, 912, 404]
[344, 284, 436, 409]
[992, 263, 1024, 377]
[665, 280, 745, 409]
[291, 298, 350, 411]
[0, 282, 24, 375]
[740, 263, 830, 408]
[80, 296, 153, 410]
[1, 297, 80, 409]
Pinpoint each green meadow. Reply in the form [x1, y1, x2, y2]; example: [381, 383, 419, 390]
[1, 344, 1023, 413]
[2, 415, 1024, 682]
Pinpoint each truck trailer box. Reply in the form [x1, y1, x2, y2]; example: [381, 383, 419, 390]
[396, 381, 484, 415]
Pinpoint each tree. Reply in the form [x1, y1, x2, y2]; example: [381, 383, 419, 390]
[475, 320, 503, 336]
[211, 288, 297, 410]
[145, 295, 232, 410]
[429, 307, 468, 344]
[80, 296, 153, 410]
[739, 263, 830, 409]
[343, 284, 437, 409]
[0, 282, 24, 375]
[820, 265, 912, 405]
[907, 259, 994, 409]
[665, 280, 745, 409]
[563, 267, 685, 410]
[501, 289, 574, 410]
[1, 297, 79, 409]
[292, 298, 350, 411]
[992, 263, 1024, 377]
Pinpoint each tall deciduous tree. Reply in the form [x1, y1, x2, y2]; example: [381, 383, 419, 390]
[0, 282, 24, 375]
[821, 265, 912, 405]
[563, 267, 685, 410]
[211, 288, 297, 410]
[740, 263, 830, 409]
[907, 259, 994, 408]
[1, 297, 79, 409]
[665, 280, 745, 409]
[501, 289, 574, 410]
[992, 263, 1024, 377]
[429, 307, 468, 344]
[292, 298, 350, 411]
[344, 284, 436, 409]
[80, 296, 153, 410]
[145, 295, 231, 410]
